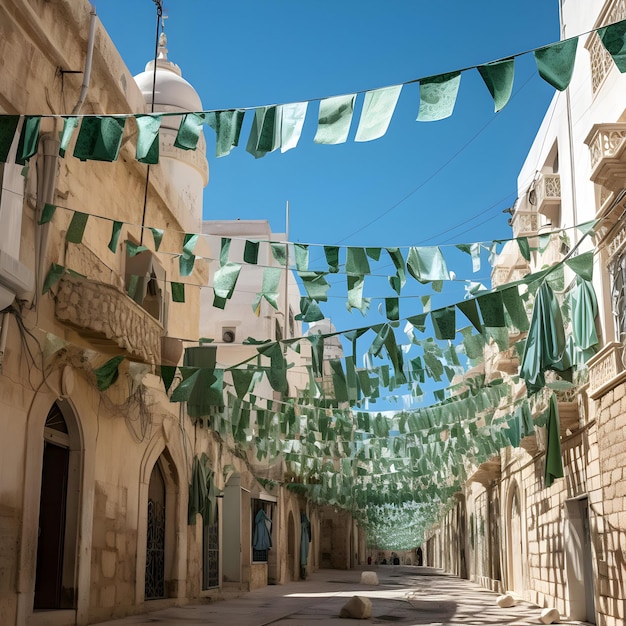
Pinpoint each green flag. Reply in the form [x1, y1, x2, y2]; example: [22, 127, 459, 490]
[135, 114, 161, 163]
[174, 112, 205, 150]
[314, 94, 356, 145]
[355, 85, 402, 142]
[206, 109, 245, 157]
[598, 19, 626, 72]
[74, 116, 126, 161]
[16, 116, 41, 165]
[0, 115, 20, 162]
[477, 59, 514, 112]
[417, 72, 461, 121]
[534, 37, 578, 91]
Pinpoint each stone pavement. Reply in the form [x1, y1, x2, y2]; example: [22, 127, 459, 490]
[94, 565, 592, 625]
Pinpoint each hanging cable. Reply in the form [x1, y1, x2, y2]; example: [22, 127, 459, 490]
[139, 0, 163, 245]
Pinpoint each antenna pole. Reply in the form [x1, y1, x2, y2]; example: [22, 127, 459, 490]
[284, 201, 290, 348]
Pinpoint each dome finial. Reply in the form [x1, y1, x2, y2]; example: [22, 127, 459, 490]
[158, 14, 169, 60]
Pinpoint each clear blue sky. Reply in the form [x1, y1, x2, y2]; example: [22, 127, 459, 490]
[96, 1, 562, 407]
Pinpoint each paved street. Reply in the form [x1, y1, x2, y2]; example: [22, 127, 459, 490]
[95, 565, 591, 625]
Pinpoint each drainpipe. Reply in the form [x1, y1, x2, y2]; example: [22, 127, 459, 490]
[71, 6, 97, 115]
[35, 134, 60, 304]
[0, 313, 9, 373]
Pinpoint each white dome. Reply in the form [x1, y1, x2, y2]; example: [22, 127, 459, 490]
[134, 33, 202, 112]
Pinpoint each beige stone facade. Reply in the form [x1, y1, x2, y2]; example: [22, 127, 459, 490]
[0, 2, 360, 625]
[424, 2, 626, 626]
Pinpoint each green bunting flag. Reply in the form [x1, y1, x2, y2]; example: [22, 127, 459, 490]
[38, 203, 57, 225]
[94, 355, 125, 391]
[520, 282, 569, 394]
[270, 242, 287, 266]
[386, 247, 406, 295]
[347, 275, 365, 312]
[244, 240, 259, 264]
[171, 282, 185, 303]
[564, 250, 594, 282]
[324, 246, 340, 273]
[219, 238, 231, 266]
[0, 115, 20, 162]
[477, 58, 515, 112]
[431, 306, 456, 340]
[385, 297, 400, 321]
[206, 109, 245, 157]
[297, 297, 324, 322]
[298, 271, 330, 302]
[74, 116, 126, 162]
[135, 114, 161, 164]
[355, 85, 402, 142]
[247, 106, 281, 158]
[534, 37, 578, 91]
[406, 246, 450, 283]
[501, 286, 529, 332]
[598, 19, 626, 72]
[314, 94, 356, 145]
[108, 220, 123, 253]
[346, 247, 371, 275]
[149, 227, 164, 251]
[417, 72, 461, 121]
[180, 233, 199, 277]
[544, 394, 564, 487]
[42, 263, 66, 294]
[59, 116, 79, 158]
[294, 244, 309, 272]
[170, 368, 201, 403]
[280, 102, 308, 153]
[16, 116, 41, 165]
[570, 276, 599, 356]
[253, 267, 282, 312]
[213, 262, 241, 308]
[174, 112, 205, 151]
[66, 211, 89, 244]
[477, 291, 505, 327]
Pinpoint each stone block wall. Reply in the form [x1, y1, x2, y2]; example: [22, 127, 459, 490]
[90, 481, 137, 621]
[594, 382, 626, 626]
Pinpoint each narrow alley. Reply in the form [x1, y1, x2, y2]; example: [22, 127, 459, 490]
[95, 565, 591, 626]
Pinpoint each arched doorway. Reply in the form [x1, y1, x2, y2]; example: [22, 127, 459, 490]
[287, 511, 296, 581]
[144, 451, 179, 600]
[145, 461, 166, 599]
[507, 484, 524, 593]
[34, 402, 81, 610]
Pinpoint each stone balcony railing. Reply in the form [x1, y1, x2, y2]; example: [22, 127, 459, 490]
[585, 0, 626, 94]
[510, 210, 539, 239]
[55, 275, 163, 363]
[584, 123, 626, 194]
[587, 341, 626, 399]
[534, 173, 561, 219]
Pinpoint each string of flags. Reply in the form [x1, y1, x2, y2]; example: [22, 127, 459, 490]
[1, 19, 625, 165]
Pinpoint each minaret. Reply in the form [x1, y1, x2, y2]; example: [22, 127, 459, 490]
[134, 22, 209, 232]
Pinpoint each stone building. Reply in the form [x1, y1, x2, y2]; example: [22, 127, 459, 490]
[0, 1, 357, 625]
[424, 2, 626, 625]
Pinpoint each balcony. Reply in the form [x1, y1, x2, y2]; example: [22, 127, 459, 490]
[55, 275, 163, 363]
[587, 341, 626, 399]
[533, 173, 561, 223]
[584, 123, 626, 194]
[510, 209, 538, 239]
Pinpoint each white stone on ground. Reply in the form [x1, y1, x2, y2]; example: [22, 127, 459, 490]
[539, 607, 560, 624]
[339, 595, 372, 619]
[360, 571, 379, 585]
[496, 593, 516, 608]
